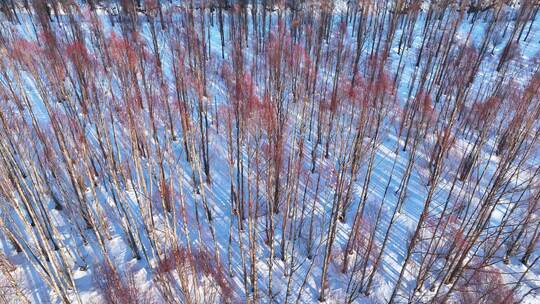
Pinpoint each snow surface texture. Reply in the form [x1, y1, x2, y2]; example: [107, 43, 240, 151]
[0, 1, 539, 303]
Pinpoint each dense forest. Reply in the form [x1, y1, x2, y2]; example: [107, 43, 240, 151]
[0, 0, 539, 303]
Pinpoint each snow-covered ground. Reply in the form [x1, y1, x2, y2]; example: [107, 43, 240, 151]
[0, 1, 539, 303]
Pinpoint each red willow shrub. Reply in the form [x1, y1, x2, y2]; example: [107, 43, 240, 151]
[157, 246, 234, 302]
[93, 261, 149, 304]
[454, 265, 516, 304]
